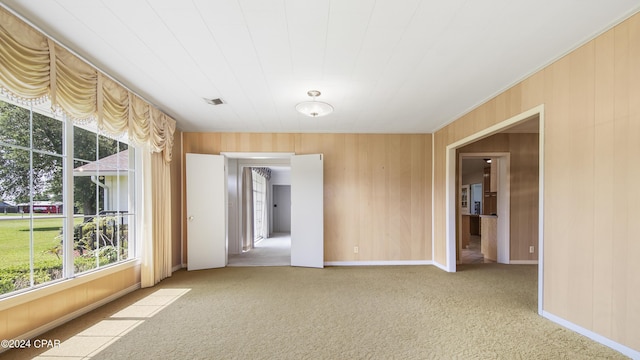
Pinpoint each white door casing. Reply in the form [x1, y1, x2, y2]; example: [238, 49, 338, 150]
[186, 153, 227, 270]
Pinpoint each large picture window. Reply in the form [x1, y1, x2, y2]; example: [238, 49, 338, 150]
[252, 170, 267, 240]
[0, 96, 137, 297]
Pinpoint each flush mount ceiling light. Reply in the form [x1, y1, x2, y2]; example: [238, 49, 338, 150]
[295, 90, 333, 117]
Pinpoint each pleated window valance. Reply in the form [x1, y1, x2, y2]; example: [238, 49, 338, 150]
[252, 167, 272, 180]
[0, 7, 175, 162]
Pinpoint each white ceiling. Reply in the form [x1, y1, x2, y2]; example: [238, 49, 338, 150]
[3, 1, 639, 133]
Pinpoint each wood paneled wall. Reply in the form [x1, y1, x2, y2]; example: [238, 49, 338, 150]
[458, 133, 539, 261]
[433, 12, 640, 351]
[0, 266, 139, 340]
[181, 132, 432, 262]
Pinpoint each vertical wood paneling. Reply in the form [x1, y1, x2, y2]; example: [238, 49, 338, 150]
[411, 135, 431, 260]
[541, 55, 572, 316]
[324, 134, 345, 261]
[1, 267, 139, 340]
[0, 310, 6, 339]
[221, 132, 296, 152]
[592, 122, 614, 337]
[181, 132, 431, 263]
[4, 305, 29, 339]
[592, 31, 615, 338]
[566, 42, 595, 329]
[591, 25, 614, 338]
[432, 130, 448, 265]
[521, 71, 545, 111]
[370, 135, 389, 260]
[506, 133, 539, 260]
[341, 134, 360, 260]
[182, 132, 221, 154]
[433, 11, 640, 352]
[357, 135, 373, 261]
[626, 16, 640, 350]
[611, 20, 630, 345]
[387, 135, 412, 260]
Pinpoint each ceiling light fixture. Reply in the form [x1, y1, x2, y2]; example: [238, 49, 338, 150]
[295, 90, 333, 117]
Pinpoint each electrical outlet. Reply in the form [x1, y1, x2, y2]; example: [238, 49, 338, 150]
[354, 246, 359, 254]
[529, 246, 535, 254]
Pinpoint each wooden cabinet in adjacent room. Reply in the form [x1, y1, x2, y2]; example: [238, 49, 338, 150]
[483, 165, 497, 215]
[461, 214, 480, 249]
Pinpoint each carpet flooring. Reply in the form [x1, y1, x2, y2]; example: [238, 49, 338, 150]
[1, 264, 629, 359]
[228, 234, 291, 267]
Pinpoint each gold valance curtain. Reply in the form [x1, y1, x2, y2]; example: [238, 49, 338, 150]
[1, 6, 175, 287]
[0, 6, 175, 161]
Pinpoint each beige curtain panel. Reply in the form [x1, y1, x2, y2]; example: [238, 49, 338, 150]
[0, 6, 175, 160]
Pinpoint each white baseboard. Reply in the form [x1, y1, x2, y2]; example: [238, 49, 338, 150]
[172, 264, 184, 273]
[324, 260, 433, 266]
[509, 260, 539, 265]
[432, 261, 449, 272]
[5, 283, 141, 351]
[542, 311, 640, 359]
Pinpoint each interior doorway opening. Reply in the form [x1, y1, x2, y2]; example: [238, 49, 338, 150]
[225, 156, 292, 267]
[186, 152, 324, 270]
[458, 155, 510, 265]
[444, 105, 544, 314]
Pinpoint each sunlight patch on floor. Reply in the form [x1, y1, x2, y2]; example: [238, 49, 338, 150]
[34, 288, 190, 359]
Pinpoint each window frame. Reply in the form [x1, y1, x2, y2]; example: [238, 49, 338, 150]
[0, 96, 140, 299]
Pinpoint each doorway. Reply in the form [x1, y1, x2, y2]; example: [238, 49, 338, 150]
[458, 154, 510, 265]
[229, 162, 292, 267]
[186, 152, 324, 269]
[220, 153, 324, 268]
[272, 185, 291, 233]
[444, 105, 544, 314]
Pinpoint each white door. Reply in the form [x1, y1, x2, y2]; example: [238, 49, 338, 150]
[290, 154, 323, 268]
[273, 185, 291, 232]
[186, 153, 227, 270]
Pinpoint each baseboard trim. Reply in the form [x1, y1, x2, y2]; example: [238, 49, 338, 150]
[509, 260, 538, 265]
[172, 264, 184, 273]
[542, 311, 640, 359]
[324, 260, 433, 266]
[10, 283, 140, 348]
[432, 261, 449, 272]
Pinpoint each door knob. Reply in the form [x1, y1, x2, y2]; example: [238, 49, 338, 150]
[188, 216, 194, 221]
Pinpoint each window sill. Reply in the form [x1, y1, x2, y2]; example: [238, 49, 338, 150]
[0, 259, 140, 311]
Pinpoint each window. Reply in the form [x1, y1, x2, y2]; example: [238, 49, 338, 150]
[0, 96, 137, 297]
[252, 170, 267, 240]
[72, 125, 135, 273]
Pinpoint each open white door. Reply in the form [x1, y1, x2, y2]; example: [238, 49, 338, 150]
[290, 154, 324, 268]
[186, 153, 227, 270]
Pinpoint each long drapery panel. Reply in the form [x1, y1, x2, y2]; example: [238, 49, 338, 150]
[242, 167, 255, 252]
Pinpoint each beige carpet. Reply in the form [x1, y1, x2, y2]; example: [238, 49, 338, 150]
[2, 264, 629, 359]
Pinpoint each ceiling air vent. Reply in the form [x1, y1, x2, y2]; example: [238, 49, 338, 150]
[204, 98, 225, 105]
